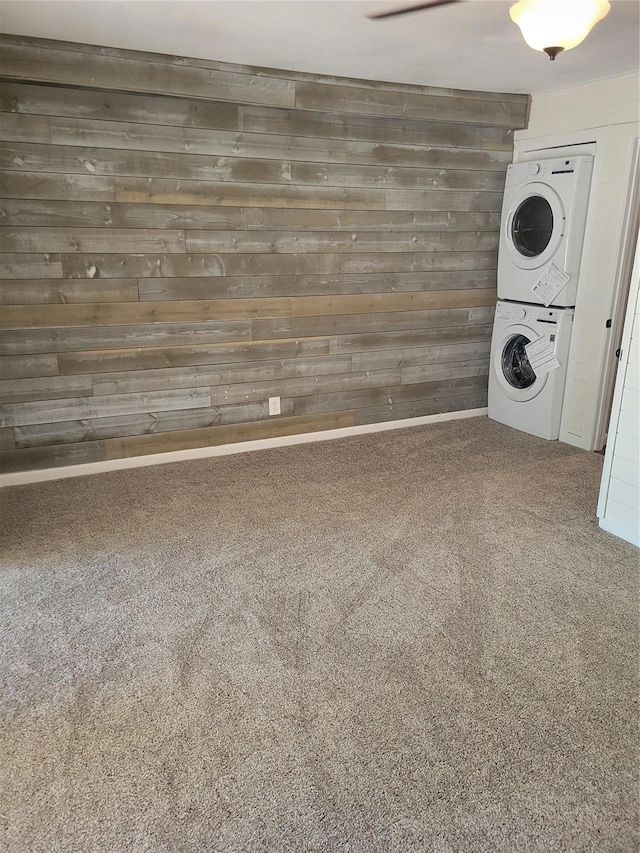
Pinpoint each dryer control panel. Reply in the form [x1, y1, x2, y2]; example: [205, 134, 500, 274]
[506, 155, 593, 186]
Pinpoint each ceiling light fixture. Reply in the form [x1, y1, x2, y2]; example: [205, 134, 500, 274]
[509, 0, 611, 61]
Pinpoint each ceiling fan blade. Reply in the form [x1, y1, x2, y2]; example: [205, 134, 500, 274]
[369, 0, 462, 20]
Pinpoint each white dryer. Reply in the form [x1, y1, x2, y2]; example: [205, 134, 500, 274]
[497, 155, 593, 307]
[488, 300, 574, 440]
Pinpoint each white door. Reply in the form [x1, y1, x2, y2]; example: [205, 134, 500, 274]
[504, 183, 566, 271]
[492, 324, 549, 402]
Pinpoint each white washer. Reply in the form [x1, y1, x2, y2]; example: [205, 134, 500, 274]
[497, 155, 593, 307]
[488, 300, 574, 440]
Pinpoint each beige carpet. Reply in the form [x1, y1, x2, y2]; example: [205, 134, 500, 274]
[1, 416, 638, 852]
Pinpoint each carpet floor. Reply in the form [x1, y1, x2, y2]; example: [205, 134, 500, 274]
[1, 416, 638, 852]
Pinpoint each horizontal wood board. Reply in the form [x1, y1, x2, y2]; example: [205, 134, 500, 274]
[0, 36, 527, 472]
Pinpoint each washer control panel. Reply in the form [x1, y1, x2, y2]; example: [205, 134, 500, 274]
[496, 302, 561, 323]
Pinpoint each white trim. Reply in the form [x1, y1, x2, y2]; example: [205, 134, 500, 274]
[593, 137, 640, 451]
[534, 71, 640, 106]
[599, 514, 640, 550]
[597, 224, 640, 523]
[513, 131, 597, 158]
[0, 407, 488, 488]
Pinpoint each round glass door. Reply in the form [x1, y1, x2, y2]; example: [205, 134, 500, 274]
[502, 334, 536, 389]
[511, 195, 554, 258]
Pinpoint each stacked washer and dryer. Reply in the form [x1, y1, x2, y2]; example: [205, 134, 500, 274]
[488, 156, 594, 440]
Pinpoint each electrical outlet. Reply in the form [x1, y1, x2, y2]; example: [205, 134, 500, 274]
[268, 396, 281, 416]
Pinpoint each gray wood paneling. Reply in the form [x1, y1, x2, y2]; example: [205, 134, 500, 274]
[0, 199, 248, 229]
[290, 161, 505, 191]
[0, 171, 115, 201]
[0, 40, 297, 107]
[293, 81, 526, 127]
[0, 113, 51, 144]
[14, 399, 298, 448]
[0, 141, 293, 185]
[329, 324, 492, 354]
[42, 115, 512, 171]
[0, 254, 63, 279]
[0, 81, 241, 132]
[0, 278, 139, 305]
[241, 104, 516, 150]
[0, 228, 186, 254]
[328, 322, 494, 354]
[354, 392, 487, 426]
[102, 411, 355, 459]
[56, 338, 330, 375]
[91, 354, 353, 396]
[251, 306, 494, 341]
[293, 375, 488, 415]
[0, 427, 16, 451]
[0, 201, 501, 231]
[243, 209, 502, 231]
[137, 270, 497, 301]
[0, 353, 59, 380]
[57, 250, 496, 281]
[0, 46, 525, 100]
[0, 375, 93, 405]
[0, 298, 291, 329]
[183, 230, 499, 254]
[209, 369, 401, 407]
[384, 189, 503, 211]
[113, 177, 385, 209]
[0, 36, 527, 473]
[350, 340, 491, 371]
[1, 387, 212, 427]
[0, 440, 106, 472]
[0, 321, 252, 355]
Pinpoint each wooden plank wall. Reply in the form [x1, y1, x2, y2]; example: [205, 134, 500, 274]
[0, 35, 529, 473]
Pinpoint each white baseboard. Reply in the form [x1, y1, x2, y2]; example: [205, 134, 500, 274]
[0, 407, 487, 488]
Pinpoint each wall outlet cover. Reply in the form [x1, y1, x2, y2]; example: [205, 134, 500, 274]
[268, 396, 281, 416]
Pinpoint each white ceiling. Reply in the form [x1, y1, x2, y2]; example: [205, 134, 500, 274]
[1, 0, 639, 95]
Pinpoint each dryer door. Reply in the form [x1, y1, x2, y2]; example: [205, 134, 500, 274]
[503, 182, 565, 271]
[492, 324, 549, 402]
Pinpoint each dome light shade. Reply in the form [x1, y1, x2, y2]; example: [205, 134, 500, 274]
[510, 0, 611, 60]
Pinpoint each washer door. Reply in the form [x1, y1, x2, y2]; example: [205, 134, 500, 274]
[504, 182, 565, 271]
[493, 324, 548, 402]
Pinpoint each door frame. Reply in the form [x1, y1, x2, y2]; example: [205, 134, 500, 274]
[593, 137, 640, 450]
